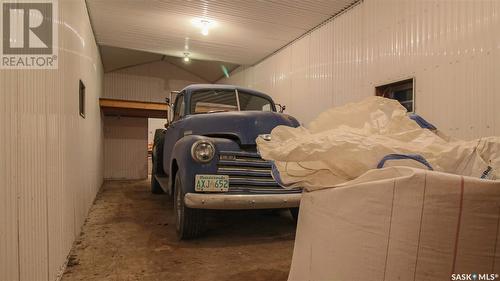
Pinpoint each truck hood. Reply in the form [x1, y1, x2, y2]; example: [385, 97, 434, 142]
[179, 111, 299, 145]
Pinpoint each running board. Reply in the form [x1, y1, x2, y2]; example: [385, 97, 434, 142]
[155, 175, 169, 192]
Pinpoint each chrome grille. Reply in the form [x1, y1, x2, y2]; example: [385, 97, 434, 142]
[217, 151, 300, 194]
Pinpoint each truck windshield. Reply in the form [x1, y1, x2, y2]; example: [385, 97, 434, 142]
[190, 89, 273, 114]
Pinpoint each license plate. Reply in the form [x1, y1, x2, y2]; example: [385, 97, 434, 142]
[195, 175, 229, 192]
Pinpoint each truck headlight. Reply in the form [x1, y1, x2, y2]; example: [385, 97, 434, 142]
[191, 140, 215, 163]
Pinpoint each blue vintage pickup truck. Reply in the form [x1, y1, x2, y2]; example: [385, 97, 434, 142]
[151, 84, 302, 239]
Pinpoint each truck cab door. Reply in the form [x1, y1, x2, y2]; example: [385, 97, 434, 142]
[162, 93, 185, 176]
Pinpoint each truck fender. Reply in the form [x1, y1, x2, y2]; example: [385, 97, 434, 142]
[168, 135, 239, 195]
[168, 135, 213, 195]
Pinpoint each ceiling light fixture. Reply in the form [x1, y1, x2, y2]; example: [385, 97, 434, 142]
[201, 20, 210, 36]
[183, 52, 190, 62]
[192, 18, 215, 36]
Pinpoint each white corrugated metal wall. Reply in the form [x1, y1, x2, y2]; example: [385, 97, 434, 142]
[0, 1, 104, 280]
[104, 73, 165, 102]
[219, 0, 500, 140]
[104, 116, 148, 180]
[105, 60, 207, 101]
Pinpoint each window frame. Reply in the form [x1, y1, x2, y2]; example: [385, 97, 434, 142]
[79, 80, 85, 118]
[187, 89, 276, 115]
[172, 93, 185, 122]
[375, 78, 415, 112]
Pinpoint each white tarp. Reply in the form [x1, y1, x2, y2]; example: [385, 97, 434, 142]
[288, 167, 500, 281]
[257, 96, 500, 190]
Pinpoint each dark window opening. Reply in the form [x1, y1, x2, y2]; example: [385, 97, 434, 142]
[79, 80, 85, 118]
[375, 78, 414, 112]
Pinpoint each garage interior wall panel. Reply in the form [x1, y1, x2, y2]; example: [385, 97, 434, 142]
[0, 69, 19, 281]
[104, 73, 165, 102]
[0, 1, 104, 280]
[220, 0, 500, 140]
[104, 60, 207, 103]
[104, 116, 148, 180]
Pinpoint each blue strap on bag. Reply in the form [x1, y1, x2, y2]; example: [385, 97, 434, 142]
[377, 153, 433, 170]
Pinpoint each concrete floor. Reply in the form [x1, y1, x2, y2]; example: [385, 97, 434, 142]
[62, 178, 296, 281]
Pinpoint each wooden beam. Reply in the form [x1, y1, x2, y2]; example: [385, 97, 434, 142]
[100, 98, 168, 111]
[99, 98, 169, 118]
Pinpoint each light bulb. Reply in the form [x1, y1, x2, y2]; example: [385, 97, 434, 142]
[201, 27, 209, 36]
[201, 20, 210, 36]
[192, 18, 215, 36]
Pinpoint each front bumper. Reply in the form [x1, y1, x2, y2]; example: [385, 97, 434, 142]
[184, 192, 301, 210]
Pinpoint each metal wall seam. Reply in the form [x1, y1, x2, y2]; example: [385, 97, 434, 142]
[0, 66, 20, 281]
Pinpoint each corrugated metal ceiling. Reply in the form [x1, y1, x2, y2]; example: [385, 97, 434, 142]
[86, 0, 357, 65]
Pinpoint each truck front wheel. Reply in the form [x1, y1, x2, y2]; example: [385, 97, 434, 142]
[151, 129, 165, 194]
[174, 173, 206, 239]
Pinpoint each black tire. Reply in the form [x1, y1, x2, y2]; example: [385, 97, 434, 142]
[150, 129, 166, 194]
[174, 173, 206, 239]
[290, 208, 299, 222]
[150, 162, 164, 194]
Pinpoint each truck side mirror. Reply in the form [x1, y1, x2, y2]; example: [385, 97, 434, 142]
[164, 97, 171, 126]
[276, 104, 286, 113]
